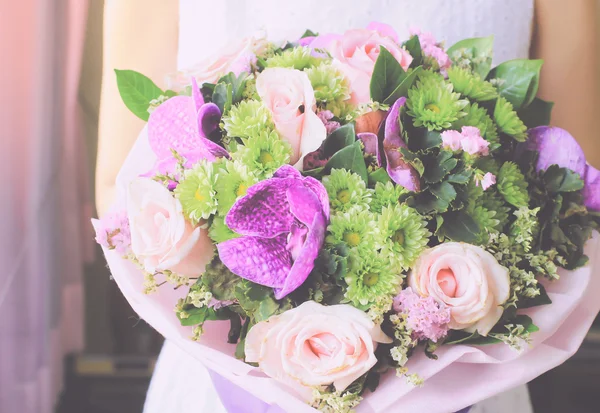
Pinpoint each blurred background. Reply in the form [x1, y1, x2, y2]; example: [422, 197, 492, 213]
[1, 1, 600, 413]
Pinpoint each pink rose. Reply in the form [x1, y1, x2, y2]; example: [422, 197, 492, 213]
[256, 68, 326, 166]
[327, 24, 412, 104]
[408, 243, 510, 336]
[245, 301, 391, 393]
[127, 177, 214, 277]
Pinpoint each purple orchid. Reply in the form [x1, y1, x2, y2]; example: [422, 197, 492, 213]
[383, 97, 421, 192]
[143, 78, 228, 179]
[527, 126, 600, 210]
[358, 132, 382, 166]
[217, 165, 330, 299]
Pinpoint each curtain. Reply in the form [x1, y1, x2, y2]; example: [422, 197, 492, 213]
[0, 0, 91, 412]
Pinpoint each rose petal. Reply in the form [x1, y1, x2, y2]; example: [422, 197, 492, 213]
[527, 126, 587, 176]
[584, 165, 600, 210]
[366, 21, 399, 43]
[383, 97, 420, 191]
[217, 234, 291, 288]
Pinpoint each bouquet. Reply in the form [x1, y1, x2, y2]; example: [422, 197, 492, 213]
[94, 22, 600, 412]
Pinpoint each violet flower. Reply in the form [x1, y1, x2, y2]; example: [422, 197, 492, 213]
[527, 126, 599, 210]
[217, 165, 330, 299]
[143, 78, 228, 179]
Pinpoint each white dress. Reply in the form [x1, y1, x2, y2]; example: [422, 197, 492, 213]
[145, 1, 536, 412]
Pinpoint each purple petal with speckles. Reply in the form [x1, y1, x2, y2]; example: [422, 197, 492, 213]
[384, 97, 420, 191]
[358, 132, 381, 166]
[301, 176, 330, 219]
[217, 234, 291, 288]
[584, 165, 600, 210]
[275, 212, 326, 299]
[191, 77, 205, 113]
[225, 178, 297, 238]
[527, 127, 587, 176]
[287, 183, 321, 226]
[273, 164, 302, 179]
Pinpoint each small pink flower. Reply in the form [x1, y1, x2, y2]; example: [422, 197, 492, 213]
[93, 210, 131, 255]
[317, 110, 341, 134]
[409, 28, 451, 72]
[477, 172, 497, 191]
[460, 126, 489, 156]
[441, 130, 463, 151]
[393, 287, 450, 342]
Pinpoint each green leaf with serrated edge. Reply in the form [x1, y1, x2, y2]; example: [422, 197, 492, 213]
[439, 210, 480, 243]
[370, 46, 407, 103]
[410, 192, 451, 215]
[115, 69, 164, 121]
[254, 298, 280, 322]
[384, 66, 423, 105]
[424, 150, 458, 183]
[324, 141, 368, 183]
[404, 36, 423, 68]
[447, 36, 494, 79]
[518, 284, 552, 309]
[543, 165, 585, 193]
[447, 169, 473, 184]
[488, 59, 543, 110]
[518, 97, 554, 128]
[323, 123, 356, 155]
[400, 147, 425, 176]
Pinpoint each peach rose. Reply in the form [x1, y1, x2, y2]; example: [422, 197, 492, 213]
[328, 24, 412, 104]
[408, 243, 510, 336]
[256, 68, 326, 166]
[127, 177, 213, 277]
[245, 301, 391, 393]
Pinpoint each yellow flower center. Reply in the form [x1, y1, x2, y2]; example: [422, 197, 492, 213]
[236, 183, 248, 197]
[343, 232, 361, 247]
[336, 189, 351, 204]
[425, 103, 441, 113]
[393, 230, 405, 245]
[363, 272, 379, 287]
[259, 151, 274, 164]
[194, 189, 205, 202]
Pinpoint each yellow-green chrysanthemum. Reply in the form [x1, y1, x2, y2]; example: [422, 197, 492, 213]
[379, 204, 431, 270]
[322, 169, 371, 213]
[232, 130, 292, 179]
[214, 160, 259, 215]
[493, 96, 527, 142]
[497, 162, 530, 208]
[369, 181, 408, 214]
[452, 103, 499, 147]
[326, 209, 383, 251]
[222, 99, 274, 140]
[447, 66, 498, 102]
[266, 47, 321, 70]
[174, 161, 218, 224]
[208, 215, 240, 243]
[306, 64, 350, 103]
[345, 252, 403, 308]
[406, 77, 468, 130]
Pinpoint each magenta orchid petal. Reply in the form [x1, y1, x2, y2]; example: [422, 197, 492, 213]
[301, 176, 331, 219]
[191, 77, 205, 112]
[583, 165, 600, 210]
[527, 126, 587, 175]
[358, 132, 382, 166]
[384, 97, 421, 191]
[273, 164, 302, 179]
[217, 234, 291, 288]
[366, 21, 399, 43]
[286, 183, 322, 226]
[298, 36, 316, 47]
[197, 102, 222, 138]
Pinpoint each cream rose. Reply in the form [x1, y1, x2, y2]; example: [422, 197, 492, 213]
[127, 177, 213, 277]
[256, 67, 326, 166]
[245, 301, 391, 393]
[408, 242, 510, 336]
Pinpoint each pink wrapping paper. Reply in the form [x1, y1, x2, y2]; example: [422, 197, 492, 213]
[98, 127, 600, 413]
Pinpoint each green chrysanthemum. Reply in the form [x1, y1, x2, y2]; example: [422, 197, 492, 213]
[266, 47, 321, 70]
[322, 169, 371, 213]
[324, 99, 356, 120]
[214, 160, 259, 215]
[208, 215, 240, 243]
[416, 69, 446, 85]
[326, 209, 382, 251]
[306, 64, 350, 104]
[379, 204, 431, 270]
[345, 252, 402, 308]
[452, 103, 499, 146]
[406, 78, 468, 130]
[232, 130, 292, 179]
[369, 181, 408, 214]
[497, 162, 530, 208]
[469, 204, 500, 244]
[175, 161, 218, 224]
[447, 66, 498, 102]
[493, 96, 527, 142]
[480, 189, 510, 229]
[222, 100, 273, 140]
[242, 77, 258, 100]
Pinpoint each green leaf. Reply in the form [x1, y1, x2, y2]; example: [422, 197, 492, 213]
[439, 210, 480, 243]
[217, 72, 249, 104]
[323, 123, 356, 155]
[201, 264, 241, 302]
[445, 330, 481, 345]
[488, 59, 543, 110]
[227, 312, 242, 344]
[423, 150, 458, 183]
[447, 36, 494, 79]
[404, 36, 423, 68]
[114, 69, 165, 121]
[384, 66, 422, 105]
[370, 46, 407, 103]
[324, 141, 368, 183]
[447, 169, 473, 184]
[518, 284, 552, 308]
[212, 82, 233, 114]
[543, 165, 585, 193]
[368, 168, 391, 186]
[410, 129, 442, 152]
[254, 297, 280, 322]
[518, 97, 554, 128]
[300, 29, 318, 38]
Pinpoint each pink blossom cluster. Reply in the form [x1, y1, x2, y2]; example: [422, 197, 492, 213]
[441, 126, 490, 156]
[393, 287, 451, 342]
[317, 110, 341, 135]
[94, 210, 131, 255]
[409, 28, 451, 73]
